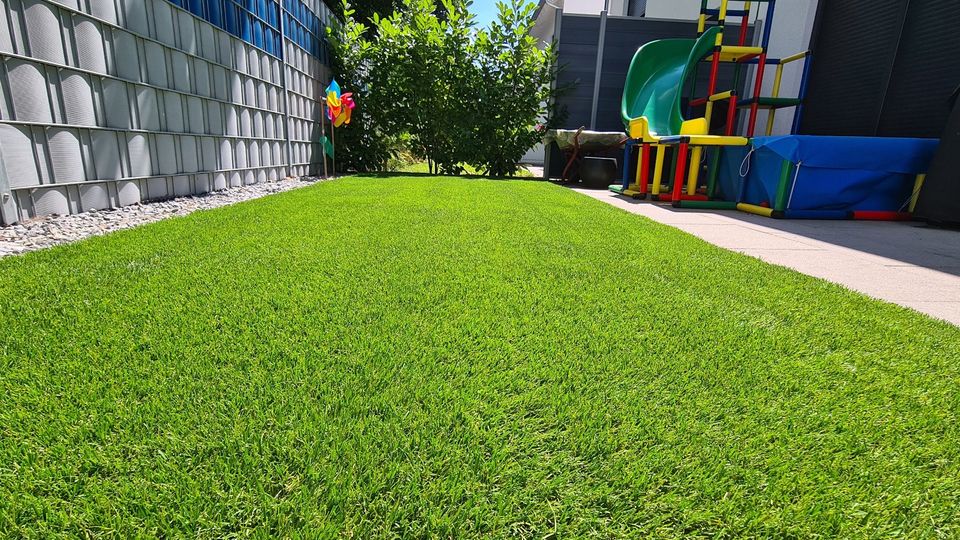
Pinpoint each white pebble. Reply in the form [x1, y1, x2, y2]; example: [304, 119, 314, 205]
[0, 176, 327, 258]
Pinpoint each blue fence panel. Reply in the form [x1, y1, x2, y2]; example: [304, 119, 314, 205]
[162, 0, 332, 61]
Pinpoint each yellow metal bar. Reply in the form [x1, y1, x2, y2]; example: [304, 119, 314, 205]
[771, 65, 784, 97]
[719, 46, 764, 55]
[718, 45, 764, 61]
[713, 0, 728, 46]
[685, 135, 749, 146]
[781, 51, 808, 64]
[765, 112, 777, 136]
[737, 203, 774, 217]
[687, 147, 703, 195]
[652, 144, 666, 195]
[704, 102, 715, 126]
[909, 174, 926, 213]
[766, 64, 785, 135]
[698, 13, 706, 34]
[708, 90, 734, 102]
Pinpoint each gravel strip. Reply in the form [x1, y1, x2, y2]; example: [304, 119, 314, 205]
[0, 176, 327, 258]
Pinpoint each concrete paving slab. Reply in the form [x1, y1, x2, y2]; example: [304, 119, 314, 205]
[675, 224, 825, 250]
[571, 187, 960, 326]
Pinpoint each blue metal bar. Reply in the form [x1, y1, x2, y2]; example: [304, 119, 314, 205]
[739, 57, 782, 65]
[621, 140, 637, 189]
[792, 53, 814, 134]
[704, 9, 749, 16]
[761, 0, 776, 49]
[784, 209, 850, 220]
[657, 136, 690, 145]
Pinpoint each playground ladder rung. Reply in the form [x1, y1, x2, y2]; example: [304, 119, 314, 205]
[657, 135, 749, 147]
[737, 97, 802, 109]
[703, 9, 750, 17]
[739, 57, 786, 65]
[717, 45, 764, 62]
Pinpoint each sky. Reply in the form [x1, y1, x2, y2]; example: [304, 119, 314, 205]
[469, 2, 500, 28]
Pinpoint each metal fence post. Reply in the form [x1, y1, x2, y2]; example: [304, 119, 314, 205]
[589, 3, 609, 130]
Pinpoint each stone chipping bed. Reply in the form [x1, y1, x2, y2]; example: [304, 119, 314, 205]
[0, 176, 325, 258]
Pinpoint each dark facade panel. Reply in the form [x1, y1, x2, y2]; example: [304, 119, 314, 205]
[801, 0, 905, 135]
[913, 94, 960, 224]
[877, 1, 960, 137]
[801, 0, 960, 138]
[555, 16, 601, 129]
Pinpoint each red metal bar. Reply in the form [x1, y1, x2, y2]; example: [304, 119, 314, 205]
[851, 211, 913, 221]
[707, 50, 721, 96]
[690, 97, 708, 107]
[671, 142, 690, 202]
[726, 94, 738, 136]
[735, 53, 761, 64]
[747, 53, 767, 137]
[639, 144, 651, 195]
[677, 194, 710, 201]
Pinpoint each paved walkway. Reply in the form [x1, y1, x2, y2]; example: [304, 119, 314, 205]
[572, 187, 960, 326]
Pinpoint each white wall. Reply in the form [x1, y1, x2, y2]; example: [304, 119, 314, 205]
[563, 0, 631, 16]
[531, 2, 561, 47]
[562, 0, 602, 14]
[643, 0, 700, 19]
[609, 0, 627, 16]
[747, 1, 820, 135]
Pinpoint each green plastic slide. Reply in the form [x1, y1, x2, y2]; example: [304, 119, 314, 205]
[621, 26, 721, 138]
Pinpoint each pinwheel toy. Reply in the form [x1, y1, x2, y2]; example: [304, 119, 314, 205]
[325, 79, 356, 128]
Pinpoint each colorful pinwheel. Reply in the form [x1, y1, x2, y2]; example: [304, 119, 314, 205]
[325, 79, 356, 128]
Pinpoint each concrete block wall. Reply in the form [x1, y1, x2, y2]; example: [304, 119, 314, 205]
[0, 0, 332, 224]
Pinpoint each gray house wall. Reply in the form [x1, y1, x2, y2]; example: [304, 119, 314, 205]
[0, 0, 332, 224]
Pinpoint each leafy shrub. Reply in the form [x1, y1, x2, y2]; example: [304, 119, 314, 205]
[327, 0, 562, 176]
[470, 2, 559, 176]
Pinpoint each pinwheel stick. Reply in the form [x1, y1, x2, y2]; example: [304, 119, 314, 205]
[321, 101, 329, 179]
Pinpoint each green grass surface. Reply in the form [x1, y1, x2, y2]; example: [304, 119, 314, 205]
[2, 176, 959, 538]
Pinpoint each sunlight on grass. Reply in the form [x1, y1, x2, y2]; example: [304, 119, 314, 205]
[1, 176, 958, 537]
[396, 161, 533, 177]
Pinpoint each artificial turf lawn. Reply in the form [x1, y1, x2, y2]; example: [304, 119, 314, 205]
[1, 176, 959, 538]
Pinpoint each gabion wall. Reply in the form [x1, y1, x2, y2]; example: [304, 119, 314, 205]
[0, 0, 334, 224]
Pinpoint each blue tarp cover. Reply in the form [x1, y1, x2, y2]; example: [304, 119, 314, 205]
[717, 136, 939, 213]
